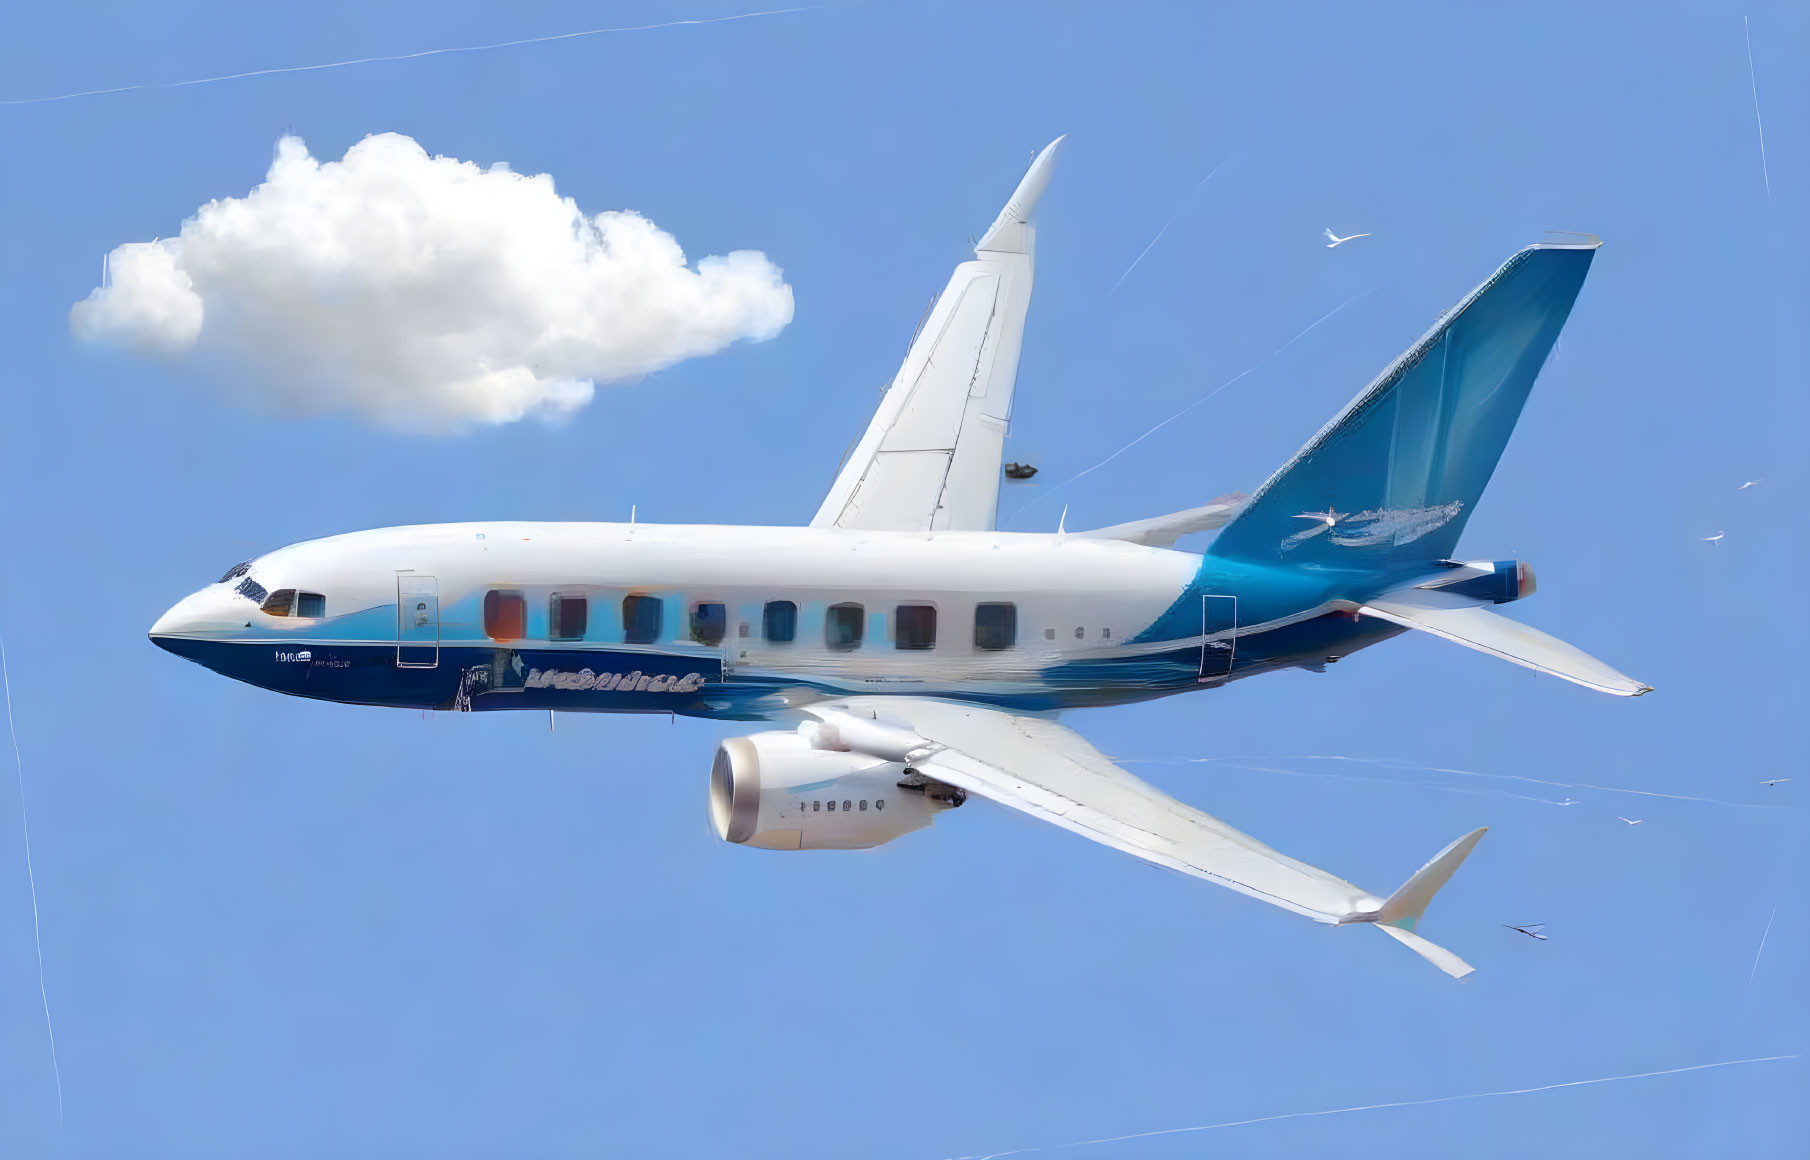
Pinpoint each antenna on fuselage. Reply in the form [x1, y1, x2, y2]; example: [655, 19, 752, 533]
[627, 504, 636, 541]
[1056, 504, 1068, 540]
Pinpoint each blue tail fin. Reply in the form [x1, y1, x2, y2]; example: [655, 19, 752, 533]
[1210, 241, 1596, 567]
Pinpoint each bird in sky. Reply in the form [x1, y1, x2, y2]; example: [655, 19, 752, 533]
[1760, 778, 1791, 787]
[1738, 479, 1762, 490]
[1703, 531, 1725, 546]
[1505, 923, 1548, 941]
[1617, 817, 1643, 825]
[1324, 228, 1372, 248]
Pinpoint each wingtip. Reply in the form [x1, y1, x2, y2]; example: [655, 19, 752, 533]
[975, 135, 1067, 252]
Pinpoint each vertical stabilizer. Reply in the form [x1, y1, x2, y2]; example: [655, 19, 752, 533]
[1210, 242, 1597, 567]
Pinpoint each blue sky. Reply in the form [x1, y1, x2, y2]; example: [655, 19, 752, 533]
[2, 2, 1806, 1156]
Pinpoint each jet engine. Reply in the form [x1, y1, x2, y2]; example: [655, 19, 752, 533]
[708, 730, 960, 851]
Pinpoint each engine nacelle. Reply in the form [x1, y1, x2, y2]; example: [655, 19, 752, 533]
[708, 731, 957, 850]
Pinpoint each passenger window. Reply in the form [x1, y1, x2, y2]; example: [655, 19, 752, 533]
[1075, 627, 1085, 640]
[859, 800, 868, 811]
[1043, 628, 1055, 641]
[763, 600, 798, 643]
[826, 603, 864, 651]
[690, 603, 727, 646]
[484, 590, 526, 641]
[842, 800, 851, 812]
[813, 801, 821, 812]
[622, 595, 662, 644]
[894, 604, 937, 650]
[827, 800, 836, 812]
[261, 589, 295, 617]
[1102, 627, 1111, 640]
[974, 603, 1017, 650]
[550, 594, 588, 641]
[876, 799, 886, 811]
[295, 592, 326, 618]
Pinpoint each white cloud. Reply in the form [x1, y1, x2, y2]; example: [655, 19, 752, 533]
[70, 133, 794, 431]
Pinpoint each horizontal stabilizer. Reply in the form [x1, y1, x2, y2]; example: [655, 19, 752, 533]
[1361, 588, 1651, 697]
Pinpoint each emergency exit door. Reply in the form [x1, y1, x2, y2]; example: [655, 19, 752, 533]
[397, 574, 439, 668]
[1199, 594, 1237, 682]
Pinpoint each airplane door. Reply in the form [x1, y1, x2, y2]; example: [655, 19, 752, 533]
[1199, 594, 1236, 682]
[397, 574, 439, 668]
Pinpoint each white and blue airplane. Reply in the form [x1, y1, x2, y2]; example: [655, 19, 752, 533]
[151, 138, 1648, 978]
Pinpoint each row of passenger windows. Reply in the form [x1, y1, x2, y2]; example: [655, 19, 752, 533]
[480, 592, 1054, 651]
[808, 798, 885, 812]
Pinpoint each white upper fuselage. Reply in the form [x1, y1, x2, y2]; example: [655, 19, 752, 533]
[149, 521, 1237, 717]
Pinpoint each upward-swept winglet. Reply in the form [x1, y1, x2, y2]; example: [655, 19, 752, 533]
[1342, 827, 1489, 979]
[975, 135, 1065, 254]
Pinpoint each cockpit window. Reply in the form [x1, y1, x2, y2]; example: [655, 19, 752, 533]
[258, 589, 326, 618]
[234, 577, 268, 605]
[219, 562, 251, 584]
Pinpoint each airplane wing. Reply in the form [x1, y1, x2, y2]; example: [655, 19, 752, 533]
[802, 696, 1487, 978]
[810, 138, 1063, 533]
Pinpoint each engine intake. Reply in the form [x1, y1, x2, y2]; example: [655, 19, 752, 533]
[709, 731, 957, 851]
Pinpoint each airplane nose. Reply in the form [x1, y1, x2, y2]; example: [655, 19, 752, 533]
[149, 605, 184, 642]
[149, 587, 244, 652]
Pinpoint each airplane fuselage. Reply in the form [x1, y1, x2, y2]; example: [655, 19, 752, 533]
[150, 520, 1409, 718]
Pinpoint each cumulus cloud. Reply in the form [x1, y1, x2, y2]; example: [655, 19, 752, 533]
[71, 133, 794, 431]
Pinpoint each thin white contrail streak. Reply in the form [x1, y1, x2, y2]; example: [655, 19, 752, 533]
[1743, 15, 1771, 207]
[1, 634, 62, 1128]
[1, 7, 818, 106]
[1749, 902, 1778, 986]
[1105, 158, 1228, 300]
[1105, 223, 1170, 300]
[949, 1054, 1802, 1160]
[1122, 756, 1577, 806]
[1127, 754, 1787, 812]
[1006, 285, 1378, 527]
[1178, 758, 1578, 807]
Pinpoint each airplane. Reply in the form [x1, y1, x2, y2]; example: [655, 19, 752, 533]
[1504, 923, 1548, 941]
[148, 137, 1649, 980]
